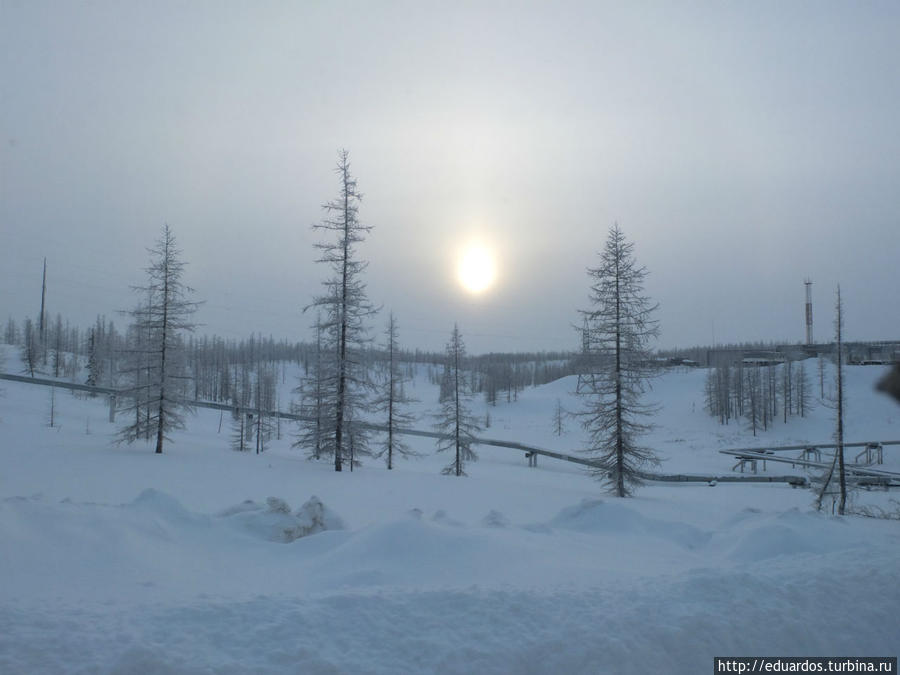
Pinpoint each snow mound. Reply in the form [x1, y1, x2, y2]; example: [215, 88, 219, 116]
[548, 498, 711, 550]
[266, 496, 291, 514]
[219, 495, 345, 543]
[723, 508, 867, 563]
[309, 518, 499, 588]
[128, 488, 196, 524]
[292, 494, 346, 537]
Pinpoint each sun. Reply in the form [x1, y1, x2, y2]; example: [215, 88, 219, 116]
[457, 245, 497, 294]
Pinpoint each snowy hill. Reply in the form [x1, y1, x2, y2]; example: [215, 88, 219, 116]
[1, 349, 898, 673]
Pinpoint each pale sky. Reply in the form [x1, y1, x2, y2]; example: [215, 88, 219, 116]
[2, 1, 899, 353]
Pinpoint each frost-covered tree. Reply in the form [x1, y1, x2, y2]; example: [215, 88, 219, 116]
[117, 225, 201, 454]
[294, 313, 330, 460]
[794, 360, 812, 417]
[438, 361, 453, 403]
[816, 286, 848, 514]
[231, 410, 248, 452]
[22, 318, 38, 377]
[85, 328, 102, 393]
[373, 313, 419, 469]
[306, 150, 376, 471]
[704, 362, 733, 425]
[818, 354, 826, 399]
[743, 365, 762, 437]
[576, 224, 659, 497]
[782, 360, 792, 424]
[765, 363, 777, 429]
[51, 313, 64, 378]
[47, 386, 56, 428]
[252, 362, 276, 454]
[552, 398, 566, 436]
[229, 364, 252, 452]
[435, 325, 481, 476]
[4, 317, 17, 345]
[835, 285, 848, 515]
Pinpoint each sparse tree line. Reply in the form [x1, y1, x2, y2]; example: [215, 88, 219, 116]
[7, 313, 88, 381]
[4, 314, 577, 410]
[425, 356, 573, 407]
[704, 357, 814, 435]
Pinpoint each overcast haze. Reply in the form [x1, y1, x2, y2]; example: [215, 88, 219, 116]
[2, 1, 899, 353]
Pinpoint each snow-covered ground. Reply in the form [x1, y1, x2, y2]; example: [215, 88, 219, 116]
[1, 348, 898, 674]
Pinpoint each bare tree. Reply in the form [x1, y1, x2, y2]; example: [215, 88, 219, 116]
[306, 150, 376, 471]
[818, 354, 826, 398]
[230, 363, 252, 452]
[815, 286, 848, 514]
[552, 398, 566, 436]
[22, 318, 38, 377]
[704, 361, 734, 425]
[782, 359, 792, 424]
[48, 386, 56, 428]
[794, 359, 812, 417]
[85, 328, 102, 393]
[253, 362, 276, 454]
[294, 313, 330, 460]
[51, 313, 63, 378]
[231, 409, 248, 452]
[834, 286, 847, 514]
[435, 325, 481, 476]
[373, 313, 419, 469]
[576, 224, 660, 497]
[117, 225, 201, 454]
[4, 317, 18, 345]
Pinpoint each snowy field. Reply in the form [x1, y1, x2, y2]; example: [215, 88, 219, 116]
[1, 349, 898, 674]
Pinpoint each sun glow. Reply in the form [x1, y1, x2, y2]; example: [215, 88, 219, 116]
[457, 245, 497, 294]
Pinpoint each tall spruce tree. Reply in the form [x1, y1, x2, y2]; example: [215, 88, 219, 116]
[434, 324, 481, 476]
[117, 225, 201, 454]
[306, 150, 376, 471]
[576, 224, 659, 496]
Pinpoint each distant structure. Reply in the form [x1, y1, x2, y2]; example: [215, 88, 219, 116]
[804, 279, 813, 345]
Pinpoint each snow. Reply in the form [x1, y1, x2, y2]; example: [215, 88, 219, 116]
[1, 348, 898, 673]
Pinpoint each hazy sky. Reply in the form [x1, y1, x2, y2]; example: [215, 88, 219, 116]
[2, 1, 899, 353]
